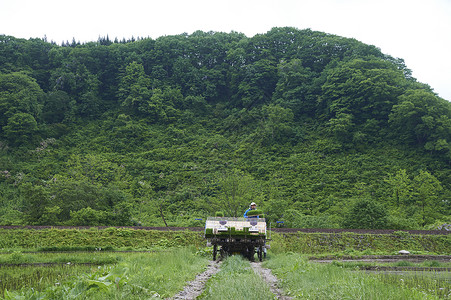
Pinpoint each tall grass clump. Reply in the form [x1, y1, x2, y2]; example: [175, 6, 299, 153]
[375, 271, 450, 299]
[119, 246, 210, 298]
[199, 255, 274, 300]
[263, 253, 441, 299]
[0, 251, 121, 265]
[0, 264, 94, 296]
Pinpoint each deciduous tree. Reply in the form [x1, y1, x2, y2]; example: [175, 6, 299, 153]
[3, 113, 39, 145]
[0, 72, 43, 130]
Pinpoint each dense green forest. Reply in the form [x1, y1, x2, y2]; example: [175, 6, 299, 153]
[0, 27, 450, 229]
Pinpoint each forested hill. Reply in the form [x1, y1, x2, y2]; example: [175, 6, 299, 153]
[0, 27, 450, 230]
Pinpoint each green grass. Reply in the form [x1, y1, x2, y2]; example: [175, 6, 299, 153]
[120, 247, 210, 298]
[0, 251, 123, 296]
[1, 228, 448, 256]
[272, 232, 451, 255]
[0, 264, 95, 296]
[0, 251, 122, 265]
[199, 255, 274, 300]
[1, 247, 210, 299]
[0, 228, 205, 250]
[330, 259, 451, 269]
[374, 270, 450, 299]
[263, 253, 442, 299]
[307, 248, 445, 258]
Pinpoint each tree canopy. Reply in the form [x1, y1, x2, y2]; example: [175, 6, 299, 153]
[0, 28, 449, 228]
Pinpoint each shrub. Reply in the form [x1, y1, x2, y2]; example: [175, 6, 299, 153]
[69, 207, 107, 226]
[342, 198, 388, 229]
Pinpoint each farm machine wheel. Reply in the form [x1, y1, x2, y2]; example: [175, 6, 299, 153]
[257, 245, 263, 262]
[213, 244, 217, 261]
[246, 245, 255, 261]
[220, 246, 228, 259]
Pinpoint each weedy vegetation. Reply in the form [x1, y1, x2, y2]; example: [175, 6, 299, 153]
[0, 227, 204, 250]
[0, 251, 121, 265]
[0, 264, 94, 296]
[275, 231, 450, 255]
[330, 259, 451, 269]
[1, 247, 209, 299]
[199, 255, 274, 300]
[374, 270, 450, 299]
[263, 252, 447, 299]
[0, 228, 449, 299]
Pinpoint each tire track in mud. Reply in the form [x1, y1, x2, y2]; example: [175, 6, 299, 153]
[170, 261, 222, 300]
[250, 262, 293, 300]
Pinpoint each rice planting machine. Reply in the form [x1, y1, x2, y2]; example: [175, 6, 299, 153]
[204, 216, 268, 261]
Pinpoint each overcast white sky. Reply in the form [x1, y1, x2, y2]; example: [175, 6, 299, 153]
[1, 0, 450, 100]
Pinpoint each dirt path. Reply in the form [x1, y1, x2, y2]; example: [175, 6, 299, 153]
[170, 261, 222, 300]
[250, 262, 293, 300]
[170, 260, 291, 300]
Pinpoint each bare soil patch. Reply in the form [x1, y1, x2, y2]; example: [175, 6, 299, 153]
[170, 261, 222, 300]
[250, 262, 293, 300]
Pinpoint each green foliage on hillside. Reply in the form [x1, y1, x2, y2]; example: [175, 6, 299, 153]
[0, 28, 450, 228]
